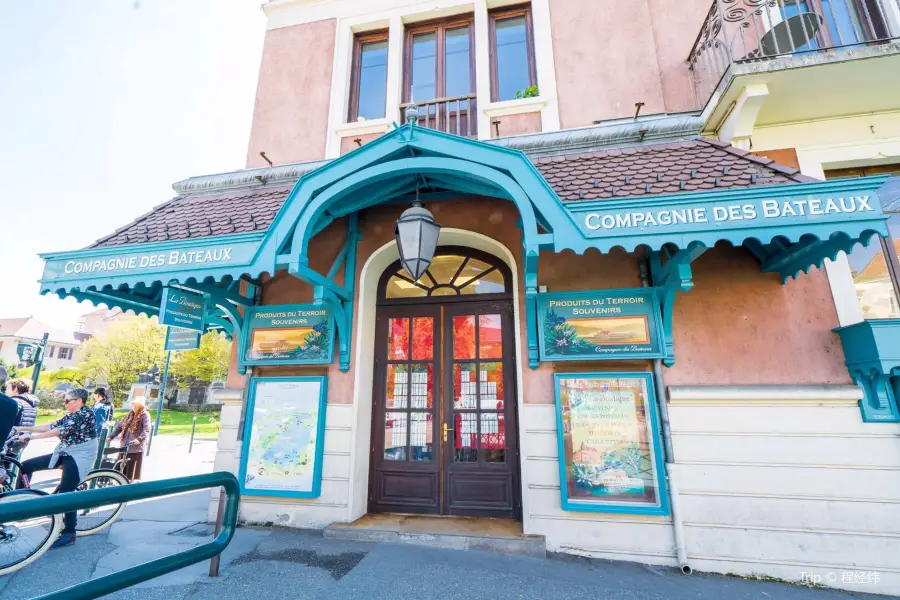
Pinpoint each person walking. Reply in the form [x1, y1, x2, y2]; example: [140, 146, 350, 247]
[91, 387, 113, 436]
[15, 388, 99, 548]
[4, 377, 39, 458]
[108, 397, 150, 481]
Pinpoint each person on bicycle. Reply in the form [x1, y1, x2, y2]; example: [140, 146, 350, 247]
[4, 378, 39, 459]
[15, 388, 98, 549]
[91, 387, 113, 436]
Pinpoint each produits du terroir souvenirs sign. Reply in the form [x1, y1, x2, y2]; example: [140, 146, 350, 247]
[158, 288, 207, 332]
[164, 327, 201, 351]
[239, 304, 334, 366]
[537, 288, 665, 361]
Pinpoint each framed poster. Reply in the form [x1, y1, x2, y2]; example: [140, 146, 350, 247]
[239, 304, 334, 366]
[239, 376, 328, 498]
[537, 289, 665, 361]
[554, 372, 669, 515]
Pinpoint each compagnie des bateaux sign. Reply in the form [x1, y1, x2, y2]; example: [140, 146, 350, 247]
[41, 238, 259, 283]
[572, 193, 880, 237]
[538, 289, 665, 361]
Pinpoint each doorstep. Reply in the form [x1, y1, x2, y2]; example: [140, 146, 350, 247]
[324, 514, 546, 558]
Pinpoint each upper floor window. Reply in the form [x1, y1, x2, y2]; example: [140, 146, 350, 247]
[349, 31, 389, 121]
[404, 16, 475, 104]
[490, 5, 537, 102]
[58, 347, 72, 360]
[48, 345, 56, 358]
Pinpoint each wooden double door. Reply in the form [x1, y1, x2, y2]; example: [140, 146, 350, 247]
[369, 300, 521, 519]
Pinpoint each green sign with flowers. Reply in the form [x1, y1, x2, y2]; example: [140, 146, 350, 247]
[537, 288, 665, 361]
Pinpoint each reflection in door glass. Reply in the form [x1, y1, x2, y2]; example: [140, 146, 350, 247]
[479, 362, 504, 409]
[478, 314, 503, 359]
[384, 412, 407, 460]
[410, 413, 433, 461]
[411, 317, 434, 360]
[454, 363, 477, 409]
[387, 318, 410, 360]
[410, 364, 433, 409]
[481, 413, 505, 462]
[385, 364, 408, 408]
[455, 413, 478, 462]
[453, 315, 476, 359]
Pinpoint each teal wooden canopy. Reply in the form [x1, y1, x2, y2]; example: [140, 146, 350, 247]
[39, 123, 891, 374]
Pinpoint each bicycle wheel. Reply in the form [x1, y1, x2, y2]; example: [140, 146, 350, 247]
[73, 469, 130, 537]
[0, 490, 63, 575]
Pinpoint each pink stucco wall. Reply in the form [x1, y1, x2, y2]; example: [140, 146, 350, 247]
[646, 0, 713, 112]
[548, 0, 712, 126]
[548, 0, 666, 128]
[664, 245, 850, 386]
[245, 20, 336, 167]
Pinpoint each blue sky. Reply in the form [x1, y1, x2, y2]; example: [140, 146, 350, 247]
[0, 1, 265, 330]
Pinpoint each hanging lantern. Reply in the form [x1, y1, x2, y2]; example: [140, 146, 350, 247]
[394, 200, 441, 281]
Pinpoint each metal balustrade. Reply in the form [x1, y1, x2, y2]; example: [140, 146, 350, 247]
[400, 94, 478, 137]
[0, 472, 240, 600]
[688, 0, 900, 107]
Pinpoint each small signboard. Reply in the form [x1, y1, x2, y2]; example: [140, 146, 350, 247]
[158, 288, 206, 332]
[16, 343, 35, 363]
[554, 372, 668, 515]
[164, 327, 201, 351]
[238, 376, 328, 498]
[239, 304, 334, 366]
[537, 288, 665, 361]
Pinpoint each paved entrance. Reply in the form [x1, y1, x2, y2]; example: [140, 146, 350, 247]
[0, 507, 889, 600]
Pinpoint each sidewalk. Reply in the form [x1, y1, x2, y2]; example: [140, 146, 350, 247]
[0, 489, 892, 600]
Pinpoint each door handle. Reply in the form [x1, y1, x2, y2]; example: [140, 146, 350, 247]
[442, 423, 454, 442]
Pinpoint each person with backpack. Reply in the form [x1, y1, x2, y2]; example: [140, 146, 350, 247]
[4, 378, 39, 459]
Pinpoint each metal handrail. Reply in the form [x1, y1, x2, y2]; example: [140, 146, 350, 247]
[0, 471, 240, 600]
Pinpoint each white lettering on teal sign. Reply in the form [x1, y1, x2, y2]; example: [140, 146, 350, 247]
[159, 288, 206, 332]
[62, 248, 234, 275]
[581, 196, 875, 233]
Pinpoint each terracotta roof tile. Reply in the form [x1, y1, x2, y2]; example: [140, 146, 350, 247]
[92, 139, 813, 248]
[91, 186, 294, 248]
[534, 138, 811, 203]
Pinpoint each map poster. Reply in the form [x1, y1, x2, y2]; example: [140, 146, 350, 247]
[554, 373, 669, 515]
[239, 304, 334, 366]
[537, 289, 665, 361]
[239, 376, 328, 498]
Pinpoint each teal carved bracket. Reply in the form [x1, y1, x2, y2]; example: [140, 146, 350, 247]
[834, 319, 900, 423]
[523, 244, 540, 370]
[649, 243, 707, 367]
[288, 214, 360, 372]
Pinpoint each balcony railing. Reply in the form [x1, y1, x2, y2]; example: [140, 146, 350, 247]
[688, 0, 900, 107]
[400, 93, 478, 137]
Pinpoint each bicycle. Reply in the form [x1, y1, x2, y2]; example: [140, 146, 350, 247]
[0, 449, 131, 575]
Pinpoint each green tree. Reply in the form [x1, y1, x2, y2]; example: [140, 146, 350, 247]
[35, 367, 86, 391]
[168, 331, 231, 390]
[78, 317, 166, 405]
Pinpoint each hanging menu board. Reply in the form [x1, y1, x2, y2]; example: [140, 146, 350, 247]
[537, 288, 664, 361]
[239, 304, 334, 366]
[239, 376, 328, 498]
[554, 373, 668, 515]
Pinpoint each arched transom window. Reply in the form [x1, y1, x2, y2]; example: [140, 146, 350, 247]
[381, 248, 510, 300]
